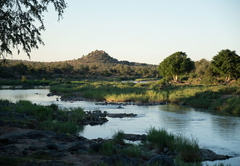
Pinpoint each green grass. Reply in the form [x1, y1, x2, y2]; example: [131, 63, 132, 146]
[38, 120, 83, 134]
[49, 80, 240, 116]
[145, 127, 200, 162]
[100, 140, 116, 156]
[16, 100, 53, 121]
[112, 130, 125, 145]
[145, 127, 175, 151]
[175, 134, 201, 162]
[224, 97, 240, 116]
[0, 79, 61, 86]
[119, 144, 143, 158]
[1, 99, 85, 134]
[68, 107, 85, 122]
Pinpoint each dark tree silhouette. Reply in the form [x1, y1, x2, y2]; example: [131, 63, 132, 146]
[0, 0, 67, 59]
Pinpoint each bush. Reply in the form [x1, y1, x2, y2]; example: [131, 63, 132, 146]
[189, 73, 197, 79]
[146, 127, 175, 151]
[39, 120, 81, 134]
[21, 76, 27, 83]
[112, 130, 125, 145]
[119, 145, 142, 158]
[225, 97, 240, 116]
[157, 76, 171, 85]
[210, 98, 225, 110]
[16, 100, 53, 120]
[68, 107, 85, 122]
[100, 140, 115, 156]
[218, 86, 239, 94]
[175, 134, 201, 162]
[200, 77, 218, 85]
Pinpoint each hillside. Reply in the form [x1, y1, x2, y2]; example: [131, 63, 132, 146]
[77, 50, 149, 66]
[79, 50, 119, 64]
[0, 50, 158, 79]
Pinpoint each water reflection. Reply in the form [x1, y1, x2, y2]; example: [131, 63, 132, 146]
[211, 116, 240, 141]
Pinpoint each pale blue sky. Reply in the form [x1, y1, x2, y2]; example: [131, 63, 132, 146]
[12, 0, 240, 65]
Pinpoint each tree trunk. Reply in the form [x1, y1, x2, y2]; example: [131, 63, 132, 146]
[225, 75, 231, 82]
[173, 75, 178, 82]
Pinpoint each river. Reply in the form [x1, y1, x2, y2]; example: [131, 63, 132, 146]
[0, 88, 239, 166]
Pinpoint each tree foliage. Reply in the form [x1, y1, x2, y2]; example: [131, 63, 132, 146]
[0, 0, 67, 59]
[195, 58, 216, 77]
[158, 51, 194, 82]
[211, 49, 240, 81]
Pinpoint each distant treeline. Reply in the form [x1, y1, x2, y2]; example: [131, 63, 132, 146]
[1, 49, 239, 84]
[0, 50, 158, 79]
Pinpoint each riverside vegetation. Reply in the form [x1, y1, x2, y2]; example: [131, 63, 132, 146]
[48, 78, 240, 117]
[0, 99, 231, 166]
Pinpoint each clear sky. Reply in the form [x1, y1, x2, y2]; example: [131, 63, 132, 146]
[11, 0, 240, 65]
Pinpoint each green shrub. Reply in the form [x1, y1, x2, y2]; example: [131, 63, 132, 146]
[225, 97, 240, 116]
[100, 140, 115, 156]
[112, 130, 125, 145]
[218, 86, 239, 94]
[16, 100, 53, 120]
[39, 120, 82, 134]
[210, 98, 225, 110]
[157, 76, 171, 85]
[200, 77, 218, 85]
[189, 73, 197, 79]
[49, 103, 58, 111]
[21, 76, 27, 83]
[119, 145, 142, 158]
[68, 107, 85, 122]
[175, 134, 201, 162]
[146, 127, 175, 151]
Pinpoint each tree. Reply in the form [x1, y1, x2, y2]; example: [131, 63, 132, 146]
[158, 51, 194, 82]
[0, 0, 67, 59]
[211, 49, 240, 81]
[195, 59, 210, 77]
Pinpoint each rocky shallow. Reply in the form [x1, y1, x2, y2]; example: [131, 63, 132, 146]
[0, 125, 232, 166]
[0, 101, 232, 166]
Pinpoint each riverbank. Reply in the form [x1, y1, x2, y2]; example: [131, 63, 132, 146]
[47, 80, 240, 116]
[1, 78, 239, 116]
[0, 99, 233, 166]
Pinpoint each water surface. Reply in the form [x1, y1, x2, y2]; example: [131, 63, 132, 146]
[0, 89, 239, 166]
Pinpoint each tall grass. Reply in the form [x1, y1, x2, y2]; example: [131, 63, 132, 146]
[16, 100, 53, 120]
[119, 144, 142, 158]
[68, 107, 85, 122]
[146, 127, 175, 151]
[100, 140, 115, 156]
[2, 99, 85, 134]
[39, 120, 82, 134]
[175, 134, 201, 162]
[224, 97, 240, 116]
[112, 130, 125, 145]
[145, 127, 200, 162]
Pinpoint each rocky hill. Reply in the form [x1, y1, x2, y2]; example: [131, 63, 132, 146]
[78, 50, 148, 66]
[79, 50, 119, 64]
